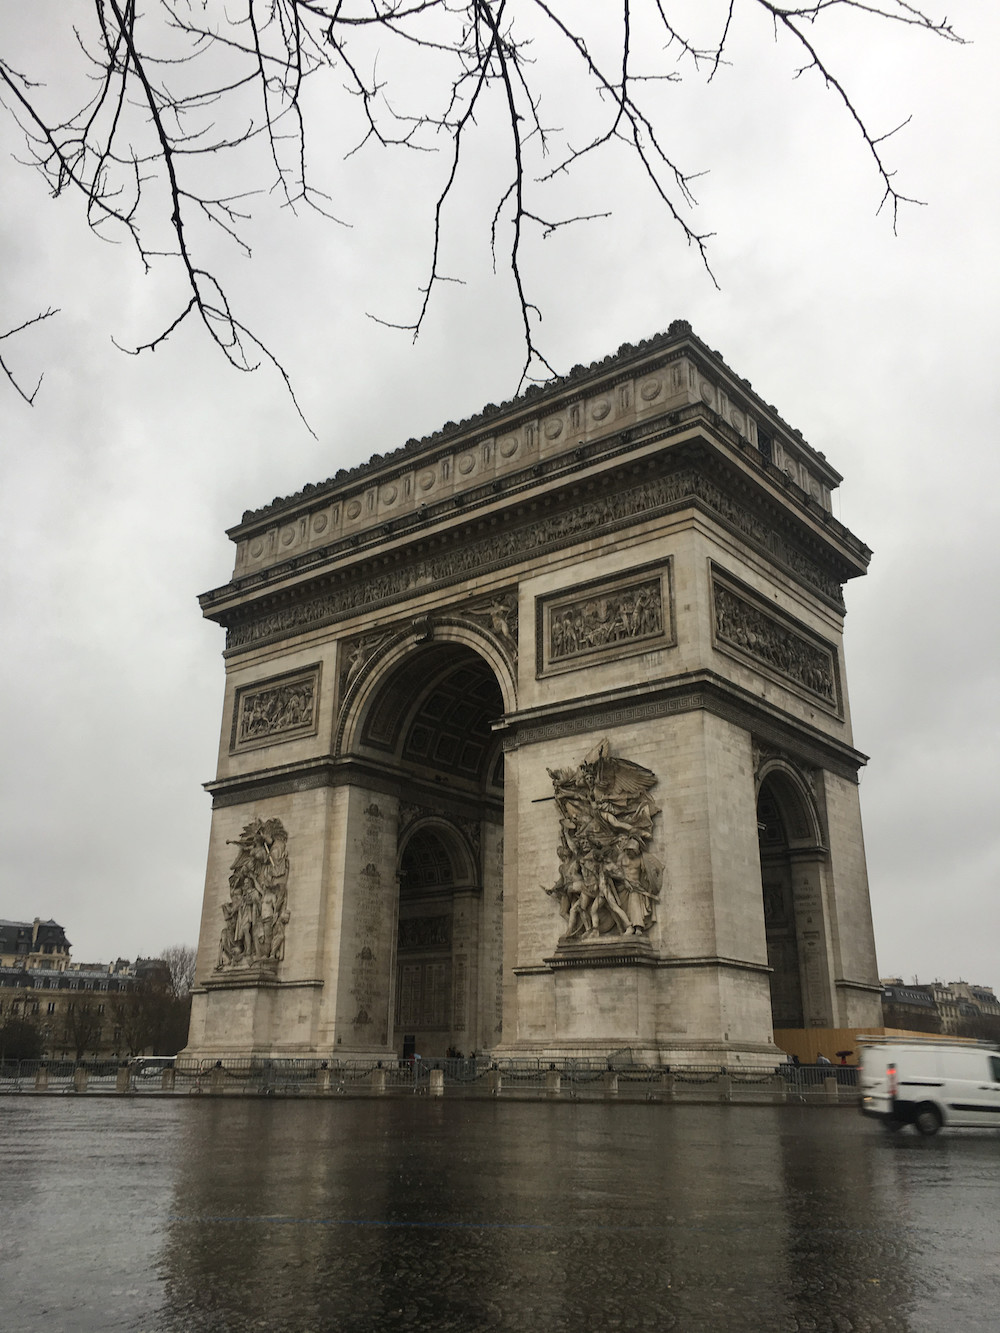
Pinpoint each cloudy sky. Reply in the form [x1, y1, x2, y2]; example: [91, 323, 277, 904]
[1, 3, 997, 989]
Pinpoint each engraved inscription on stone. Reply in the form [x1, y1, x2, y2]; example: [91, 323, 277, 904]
[350, 803, 387, 1036]
[232, 666, 319, 751]
[395, 959, 451, 1029]
[452, 956, 468, 1031]
[538, 565, 673, 676]
[712, 575, 838, 706]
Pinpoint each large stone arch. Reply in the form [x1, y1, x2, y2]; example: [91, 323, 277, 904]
[336, 620, 516, 761]
[189, 325, 883, 1066]
[334, 638, 507, 1057]
[755, 756, 835, 1031]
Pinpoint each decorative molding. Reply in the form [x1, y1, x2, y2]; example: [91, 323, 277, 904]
[536, 560, 674, 677]
[712, 567, 841, 713]
[504, 692, 707, 749]
[753, 742, 819, 797]
[230, 665, 320, 753]
[222, 465, 844, 655]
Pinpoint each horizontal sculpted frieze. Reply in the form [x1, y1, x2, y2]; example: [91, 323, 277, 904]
[231, 666, 320, 751]
[226, 468, 842, 653]
[713, 579, 837, 705]
[398, 915, 452, 950]
[541, 569, 669, 675]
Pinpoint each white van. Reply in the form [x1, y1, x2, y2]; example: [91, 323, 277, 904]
[859, 1037, 1000, 1135]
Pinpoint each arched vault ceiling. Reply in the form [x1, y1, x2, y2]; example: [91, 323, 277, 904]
[362, 645, 503, 785]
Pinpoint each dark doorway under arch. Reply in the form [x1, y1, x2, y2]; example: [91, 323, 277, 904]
[758, 779, 805, 1030]
[394, 824, 469, 1058]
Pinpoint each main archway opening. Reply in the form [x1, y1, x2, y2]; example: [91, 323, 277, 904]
[348, 639, 507, 1058]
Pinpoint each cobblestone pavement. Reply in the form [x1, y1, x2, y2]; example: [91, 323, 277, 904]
[1, 1099, 997, 1332]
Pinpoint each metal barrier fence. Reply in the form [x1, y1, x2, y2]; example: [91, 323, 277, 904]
[0, 1056, 858, 1100]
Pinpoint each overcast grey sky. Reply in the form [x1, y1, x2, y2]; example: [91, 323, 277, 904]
[1, 3, 997, 987]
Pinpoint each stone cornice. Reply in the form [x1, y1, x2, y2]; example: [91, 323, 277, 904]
[497, 669, 868, 781]
[205, 400, 865, 615]
[205, 427, 868, 659]
[204, 670, 867, 811]
[228, 321, 842, 536]
[205, 752, 505, 813]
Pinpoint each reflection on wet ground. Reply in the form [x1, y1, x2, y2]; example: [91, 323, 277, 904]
[1, 1098, 998, 1332]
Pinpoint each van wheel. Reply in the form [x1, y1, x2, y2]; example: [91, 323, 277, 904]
[914, 1105, 942, 1136]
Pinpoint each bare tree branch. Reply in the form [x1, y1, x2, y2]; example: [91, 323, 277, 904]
[0, 307, 60, 404]
[0, 2, 966, 415]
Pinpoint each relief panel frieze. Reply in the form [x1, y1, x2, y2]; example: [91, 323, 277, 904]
[711, 567, 841, 713]
[536, 561, 674, 677]
[225, 468, 843, 655]
[230, 664, 321, 752]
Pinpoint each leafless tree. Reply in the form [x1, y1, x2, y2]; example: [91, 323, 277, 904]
[62, 1000, 104, 1061]
[160, 943, 197, 997]
[112, 963, 193, 1054]
[0, 3, 964, 415]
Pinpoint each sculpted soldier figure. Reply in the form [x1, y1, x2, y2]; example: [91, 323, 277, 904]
[545, 740, 663, 941]
[216, 816, 291, 968]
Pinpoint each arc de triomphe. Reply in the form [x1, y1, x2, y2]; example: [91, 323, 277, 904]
[184, 321, 881, 1065]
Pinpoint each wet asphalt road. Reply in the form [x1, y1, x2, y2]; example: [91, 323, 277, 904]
[1, 1098, 997, 1332]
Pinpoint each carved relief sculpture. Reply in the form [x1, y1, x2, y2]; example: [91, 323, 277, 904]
[537, 565, 673, 677]
[713, 579, 837, 704]
[339, 632, 393, 697]
[232, 667, 319, 751]
[550, 578, 662, 661]
[543, 739, 663, 941]
[217, 817, 290, 969]
[462, 591, 518, 666]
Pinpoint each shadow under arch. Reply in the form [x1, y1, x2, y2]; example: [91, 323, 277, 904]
[336, 622, 515, 767]
[336, 629, 509, 1058]
[756, 759, 829, 1031]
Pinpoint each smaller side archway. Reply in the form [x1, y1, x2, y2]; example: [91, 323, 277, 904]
[756, 762, 834, 1031]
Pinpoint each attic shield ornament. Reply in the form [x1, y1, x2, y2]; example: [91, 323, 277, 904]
[543, 740, 663, 940]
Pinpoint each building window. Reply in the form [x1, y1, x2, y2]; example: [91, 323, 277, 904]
[47, 1002, 56, 1014]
